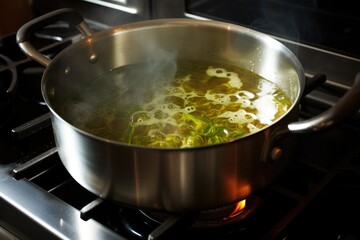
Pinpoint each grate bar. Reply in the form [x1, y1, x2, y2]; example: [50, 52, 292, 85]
[11, 147, 58, 179]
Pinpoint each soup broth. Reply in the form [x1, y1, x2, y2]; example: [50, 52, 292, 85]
[57, 60, 292, 148]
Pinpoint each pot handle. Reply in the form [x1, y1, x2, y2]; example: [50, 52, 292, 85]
[16, 8, 93, 67]
[288, 72, 360, 133]
[264, 73, 360, 162]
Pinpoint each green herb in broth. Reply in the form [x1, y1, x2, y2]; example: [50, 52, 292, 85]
[58, 60, 292, 148]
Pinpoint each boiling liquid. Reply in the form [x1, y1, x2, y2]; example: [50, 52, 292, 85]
[59, 60, 292, 148]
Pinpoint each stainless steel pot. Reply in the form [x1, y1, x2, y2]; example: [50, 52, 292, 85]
[17, 8, 360, 212]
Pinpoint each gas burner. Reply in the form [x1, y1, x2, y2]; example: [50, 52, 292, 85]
[140, 196, 262, 229]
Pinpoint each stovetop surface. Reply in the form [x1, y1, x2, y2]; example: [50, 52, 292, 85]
[1, 17, 360, 240]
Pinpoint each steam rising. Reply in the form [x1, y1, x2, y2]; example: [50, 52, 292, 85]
[62, 42, 179, 129]
[112, 57, 178, 106]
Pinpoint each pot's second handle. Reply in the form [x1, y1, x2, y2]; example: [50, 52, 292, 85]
[264, 73, 360, 162]
[16, 8, 93, 67]
[288, 72, 360, 133]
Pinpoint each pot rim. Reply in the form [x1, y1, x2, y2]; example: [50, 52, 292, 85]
[42, 18, 305, 150]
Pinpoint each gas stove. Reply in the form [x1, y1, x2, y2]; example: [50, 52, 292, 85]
[1, 1, 360, 239]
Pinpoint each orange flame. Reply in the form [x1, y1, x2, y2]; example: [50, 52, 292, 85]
[224, 199, 246, 220]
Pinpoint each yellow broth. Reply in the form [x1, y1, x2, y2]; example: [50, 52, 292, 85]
[57, 60, 292, 148]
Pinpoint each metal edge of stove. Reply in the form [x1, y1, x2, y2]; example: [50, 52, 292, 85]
[0, 167, 125, 240]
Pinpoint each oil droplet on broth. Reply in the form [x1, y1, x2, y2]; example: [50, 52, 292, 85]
[58, 60, 292, 148]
